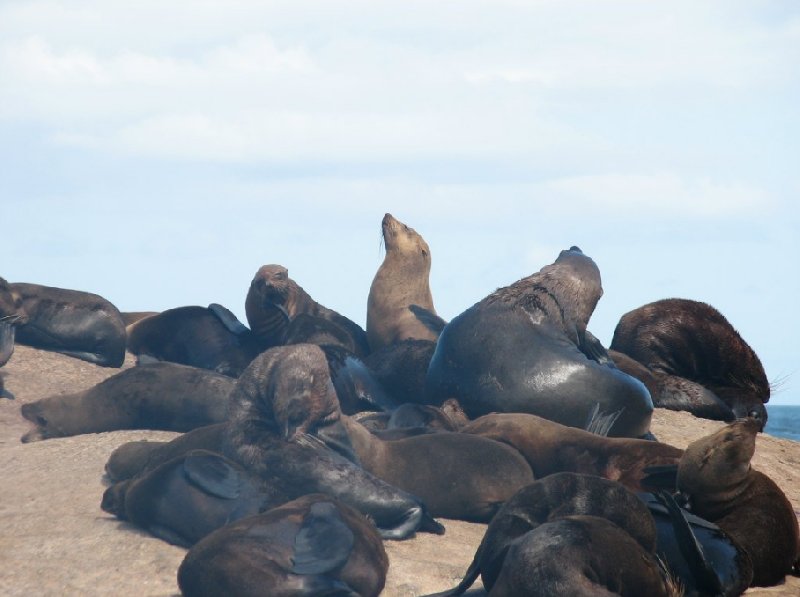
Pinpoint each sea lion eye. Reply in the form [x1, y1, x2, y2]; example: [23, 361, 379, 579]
[421, 249, 428, 257]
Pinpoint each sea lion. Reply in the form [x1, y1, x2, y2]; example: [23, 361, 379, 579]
[425, 246, 654, 438]
[366, 213, 441, 352]
[101, 449, 288, 547]
[363, 338, 437, 405]
[610, 298, 770, 427]
[0, 314, 17, 399]
[222, 343, 444, 540]
[245, 264, 369, 357]
[177, 494, 389, 597]
[433, 472, 676, 597]
[3, 282, 126, 367]
[126, 304, 261, 377]
[677, 418, 800, 586]
[20, 362, 234, 442]
[461, 412, 683, 492]
[321, 344, 399, 415]
[341, 415, 534, 522]
[120, 311, 158, 328]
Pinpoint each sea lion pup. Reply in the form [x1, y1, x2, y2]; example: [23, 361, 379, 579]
[2, 281, 126, 367]
[178, 494, 389, 597]
[126, 304, 261, 377]
[101, 449, 288, 547]
[20, 362, 234, 442]
[340, 415, 534, 522]
[432, 473, 676, 597]
[610, 298, 770, 427]
[245, 264, 370, 357]
[677, 418, 800, 587]
[366, 213, 441, 352]
[223, 343, 444, 540]
[425, 246, 654, 438]
[461, 412, 682, 492]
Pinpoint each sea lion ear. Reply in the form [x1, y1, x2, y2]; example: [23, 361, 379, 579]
[183, 450, 242, 500]
[291, 501, 354, 574]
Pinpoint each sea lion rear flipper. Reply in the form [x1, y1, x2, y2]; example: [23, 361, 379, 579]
[656, 490, 724, 595]
[291, 501, 354, 575]
[408, 304, 447, 335]
[640, 465, 679, 492]
[182, 450, 242, 499]
[207, 303, 251, 336]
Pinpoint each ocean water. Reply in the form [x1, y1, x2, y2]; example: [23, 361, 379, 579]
[764, 405, 800, 442]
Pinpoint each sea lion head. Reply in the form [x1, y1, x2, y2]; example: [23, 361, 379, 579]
[380, 213, 431, 268]
[0, 277, 28, 326]
[677, 418, 760, 498]
[249, 265, 293, 313]
[100, 481, 132, 519]
[19, 401, 57, 442]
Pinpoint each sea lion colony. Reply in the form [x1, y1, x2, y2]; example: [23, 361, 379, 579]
[2, 213, 797, 595]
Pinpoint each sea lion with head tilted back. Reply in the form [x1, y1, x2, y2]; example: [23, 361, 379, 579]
[609, 298, 770, 427]
[425, 246, 654, 438]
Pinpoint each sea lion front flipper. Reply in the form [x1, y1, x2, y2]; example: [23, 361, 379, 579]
[0, 387, 14, 400]
[656, 490, 725, 595]
[641, 464, 679, 492]
[291, 501, 354, 575]
[327, 348, 400, 413]
[408, 304, 447, 335]
[580, 330, 613, 366]
[207, 303, 251, 336]
[183, 450, 242, 500]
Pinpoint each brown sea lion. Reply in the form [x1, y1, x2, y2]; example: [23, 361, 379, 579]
[126, 304, 261, 377]
[101, 449, 288, 547]
[2, 281, 126, 367]
[677, 418, 800, 586]
[366, 213, 441, 352]
[461, 412, 683, 492]
[425, 246, 654, 438]
[433, 472, 677, 597]
[120, 311, 158, 329]
[341, 415, 534, 522]
[177, 494, 389, 597]
[222, 343, 444, 540]
[20, 362, 234, 442]
[363, 338, 437, 405]
[245, 264, 369, 357]
[610, 298, 770, 427]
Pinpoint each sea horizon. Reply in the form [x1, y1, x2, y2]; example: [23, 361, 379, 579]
[764, 405, 800, 442]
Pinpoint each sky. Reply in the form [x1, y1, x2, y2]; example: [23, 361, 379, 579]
[1, 1, 798, 405]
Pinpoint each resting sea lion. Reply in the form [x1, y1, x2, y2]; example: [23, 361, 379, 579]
[677, 418, 800, 586]
[126, 304, 261, 377]
[434, 472, 677, 597]
[366, 213, 441, 352]
[363, 338, 437, 405]
[178, 494, 389, 597]
[120, 311, 158, 328]
[610, 298, 770, 426]
[341, 416, 534, 522]
[461, 412, 682, 492]
[223, 343, 444, 540]
[425, 246, 654, 438]
[101, 449, 288, 547]
[2, 281, 126, 367]
[245, 264, 369, 357]
[20, 362, 234, 442]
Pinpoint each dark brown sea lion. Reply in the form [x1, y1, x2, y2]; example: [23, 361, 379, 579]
[222, 343, 444, 540]
[610, 298, 770, 427]
[120, 311, 158, 328]
[20, 362, 234, 442]
[126, 304, 261, 377]
[101, 449, 288, 547]
[461, 412, 683, 492]
[363, 338, 437, 405]
[433, 472, 676, 597]
[677, 418, 800, 586]
[366, 213, 441, 352]
[425, 246, 654, 438]
[341, 415, 534, 522]
[245, 264, 369, 357]
[177, 494, 389, 597]
[1, 282, 126, 367]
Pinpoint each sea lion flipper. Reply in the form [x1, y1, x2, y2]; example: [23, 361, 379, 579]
[408, 304, 447, 335]
[656, 490, 724, 595]
[581, 330, 613, 365]
[207, 303, 251, 336]
[640, 464, 679, 492]
[291, 501, 355, 575]
[183, 450, 242, 499]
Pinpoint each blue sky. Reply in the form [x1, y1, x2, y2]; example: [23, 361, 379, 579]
[2, 1, 798, 404]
